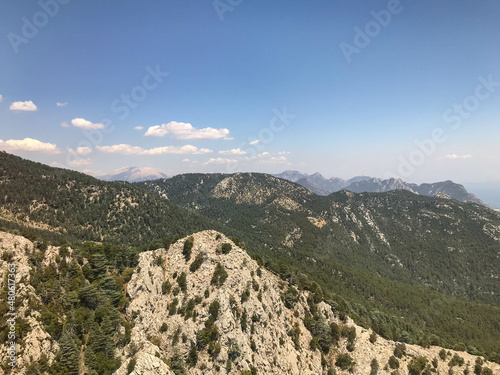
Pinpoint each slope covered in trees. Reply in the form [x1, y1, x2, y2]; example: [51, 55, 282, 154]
[0, 152, 220, 245]
[1, 153, 500, 363]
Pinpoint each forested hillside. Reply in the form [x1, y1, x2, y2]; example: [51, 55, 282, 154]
[138, 173, 500, 361]
[137, 173, 500, 305]
[1, 152, 500, 364]
[0, 152, 220, 245]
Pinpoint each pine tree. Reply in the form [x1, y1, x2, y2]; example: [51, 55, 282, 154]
[59, 330, 80, 375]
[186, 342, 198, 367]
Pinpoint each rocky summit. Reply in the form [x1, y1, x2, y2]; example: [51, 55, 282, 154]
[113, 231, 499, 375]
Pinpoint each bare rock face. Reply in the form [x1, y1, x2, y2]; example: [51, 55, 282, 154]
[0, 232, 59, 374]
[115, 230, 500, 375]
[116, 230, 324, 374]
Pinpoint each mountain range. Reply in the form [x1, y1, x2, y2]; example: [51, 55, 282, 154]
[1, 152, 500, 374]
[97, 166, 170, 182]
[274, 170, 485, 205]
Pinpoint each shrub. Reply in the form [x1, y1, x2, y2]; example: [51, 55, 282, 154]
[221, 243, 232, 254]
[227, 339, 241, 361]
[182, 237, 193, 261]
[369, 331, 377, 344]
[169, 350, 186, 375]
[388, 356, 399, 369]
[208, 341, 221, 358]
[168, 298, 178, 315]
[162, 280, 171, 295]
[439, 349, 447, 360]
[196, 324, 219, 349]
[127, 358, 136, 375]
[475, 357, 484, 375]
[159, 323, 168, 333]
[211, 263, 228, 286]
[330, 322, 340, 343]
[177, 272, 187, 293]
[241, 288, 250, 303]
[408, 356, 428, 375]
[448, 353, 464, 367]
[370, 359, 379, 375]
[155, 255, 164, 266]
[186, 342, 198, 367]
[288, 322, 301, 350]
[394, 342, 406, 358]
[282, 286, 298, 309]
[241, 309, 248, 332]
[189, 253, 204, 272]
[208, 300, 220, 323]
[250, 339, 257, 352]
[335, 353, 354, 371]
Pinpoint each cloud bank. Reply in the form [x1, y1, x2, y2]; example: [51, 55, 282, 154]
[0, 138, 59, 153]
[96, 144, 213, 155]
[144, 121, 232, 140]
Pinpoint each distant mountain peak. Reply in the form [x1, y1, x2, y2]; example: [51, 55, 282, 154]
[99, 166, 169, 182]
[274, 170, 485, 205]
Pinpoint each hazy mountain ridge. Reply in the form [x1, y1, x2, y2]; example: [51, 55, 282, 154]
[274, 170, 485, 205]
[97, 166, 169, 182]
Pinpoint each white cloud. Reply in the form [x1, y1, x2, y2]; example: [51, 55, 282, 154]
[96, 144, 213, 155]
[142, 145, 212, 155]
[71, 118, 104, 130]
[9, 100, 37, 111]
[69, 158, 92, 167]
[205, 157, 238, 164]
[57, 102, 68, 107]
[61, 122, 70, 128]
[97, 144, 143, 155]
[0, 95, 3, 103]
[218, 148, 246, 155]
[259, 156, 290, 164]
[182, 159, 190, 162]
[0, 138, 60, 153]
[134, 126, 144, 130]
[144, 121, 232, 140]
[249, 139, 260, 145]
[76, 146, 92, 155]
[445, 154, 472, 160]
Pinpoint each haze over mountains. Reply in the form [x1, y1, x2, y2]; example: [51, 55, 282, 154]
[97, 166, 170, 182]
[274, 170, 485, 205]
[94, 167, 486, 206]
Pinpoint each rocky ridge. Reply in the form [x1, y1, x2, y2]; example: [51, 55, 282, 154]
[115, 230, 500, 375]
[0, 232, 60, 374]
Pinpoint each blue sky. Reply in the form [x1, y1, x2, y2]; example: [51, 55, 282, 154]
[1, 1, 499, 203]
